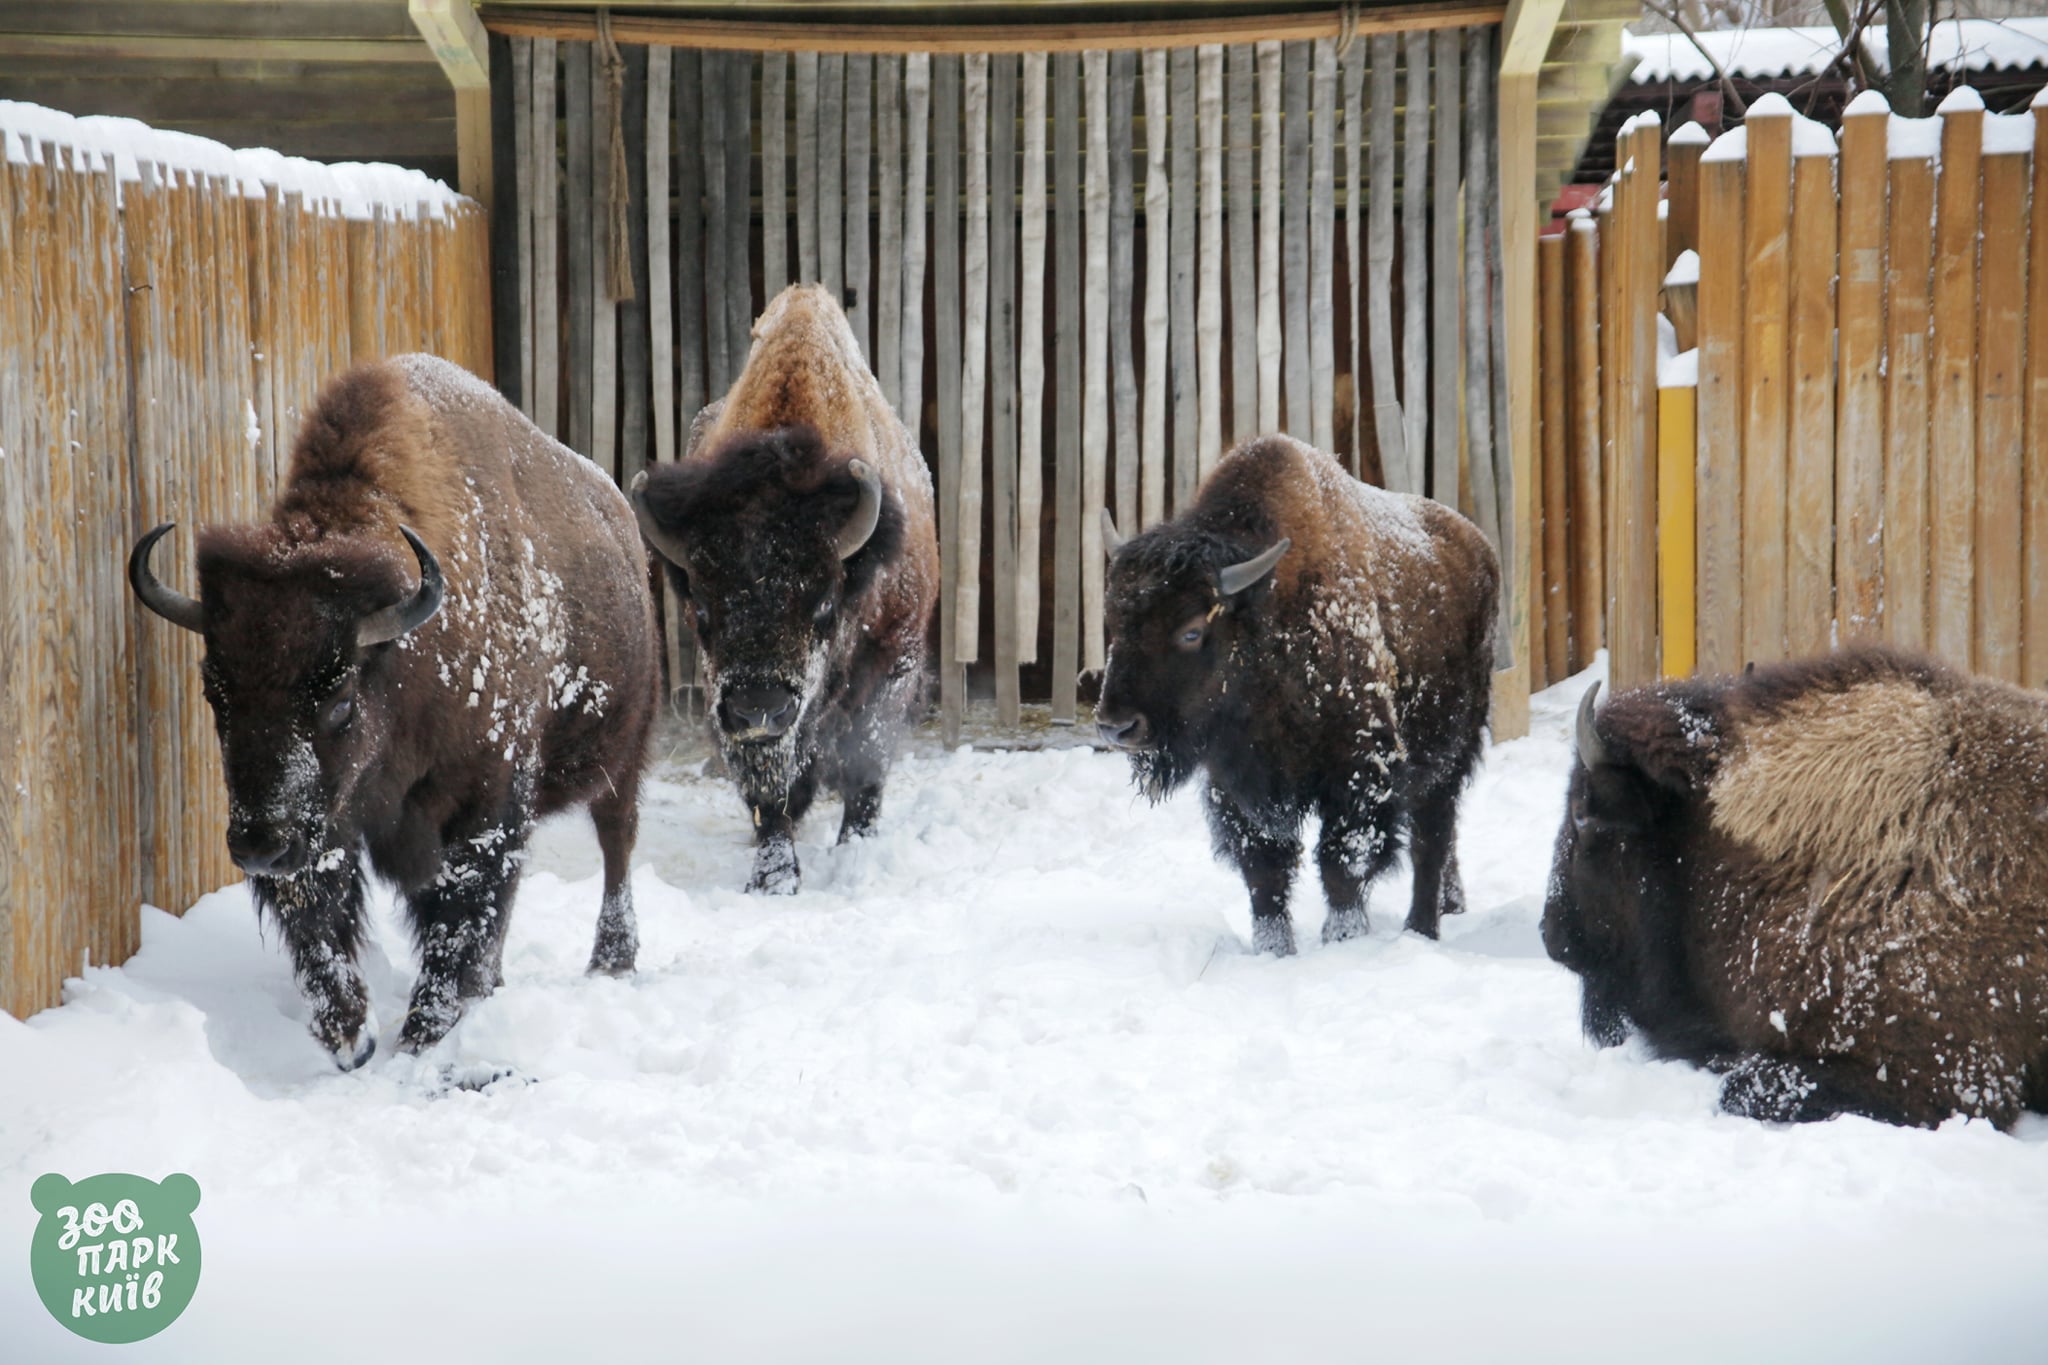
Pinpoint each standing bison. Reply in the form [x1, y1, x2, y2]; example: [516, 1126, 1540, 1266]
[129, 354, 658, 1069]
[1096, 433, 1499, 955]
[1547, 647, 2048, 1129]
[630, 284, 939, 894]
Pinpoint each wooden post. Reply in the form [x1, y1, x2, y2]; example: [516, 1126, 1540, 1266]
[1142, 49, 1170, 528]
[2027, 91, 2048, 688]
[1659, 379, 1698, 678]
[1930, 90, 1983, 667]
[1019, 53, 1047, 659]
[1366, 33, 1404, 489]
[1695, 144, 1744, 675]
[512, 35, 535, 412]
[1539, 232, 1569, 684]
[1567, 212, 1604, 670]
[619, 46, 651, 485]
[1343, 35, 1364, 475]
[1308, 37, 1337, 454]
[763, 53, 789, 301]
[1053, 53, 1082, 721]
[1257, 40, 1282, 434]
[1884, 135, 1935, 651]
[796, 53, 820, 284]
[1834, 95, 1886, 643]
[1281, 40, 1312, 442]
[959, 54, 988, 667]
[819, 53, 846, 302]
[902, 55, 931, 442]
[934, 54, 964, 740]
[1400, 31, 1429, 496]
[1227, 43, 1258, 445]
[648, 49, 674, 466]
[1976, 119, 2028, 683]
[1169, 46, 1199, 512]
[1428, 29, 1460, 508]
[1197, 44, 1225, 480]
[589, 49, 618, 479]
[722, 54, 752, 372]
[1785, 129, 1837, 658]
[846, 54, 874, 360]
[1666, 120, 1706, 269]
[1741, 99, 1792, 666]
[564, 41, 593, 453]
[990, 54, 1021, 725]
[1083, 50, 1112, 669]
[1109, 51, 1140, 540]
[877, 56, 903, 406]
[1461, 28, 1499, 552]
[675, 48, 706, 422]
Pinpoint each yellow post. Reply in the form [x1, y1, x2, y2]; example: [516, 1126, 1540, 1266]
[1658, 382, 1697, 677]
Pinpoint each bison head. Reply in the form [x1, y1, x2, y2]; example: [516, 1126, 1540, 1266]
[130, 522, 443, 878]
[1094, 510, 1291, 801]
[630, 426, 899, 792]
[1544, 681, 1720, 1048]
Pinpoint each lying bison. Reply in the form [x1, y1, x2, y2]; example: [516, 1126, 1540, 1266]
[1547, 647, 2048, 1129]
[1096, 433, 1499, 954]
[631, 284, 939, 894]
[130, 354, 658, 1069]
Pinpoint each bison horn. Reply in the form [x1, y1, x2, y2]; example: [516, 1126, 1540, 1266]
[1575, 682, 1609, 768]
[837, 459, 883, 561]
[628, 468, 692, 569]
[1218, 538, 1291, 597]
[356, 527, 445, 648]
[1101, 509, 1128, 558]
[129, 523, 206, 634]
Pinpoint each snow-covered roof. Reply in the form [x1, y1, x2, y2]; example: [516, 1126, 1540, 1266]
[0, 99, 466, 221]
[1623, 18, 2048, 86]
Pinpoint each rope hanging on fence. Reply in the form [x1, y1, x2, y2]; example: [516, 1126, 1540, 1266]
[1335, 2, 1362, 58]
[597, 8, 635, 302]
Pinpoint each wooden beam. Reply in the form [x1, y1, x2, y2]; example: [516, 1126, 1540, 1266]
[410, 0, 492, 202]
[0, 32, 439, 63]
[477, 6, 1509, 53]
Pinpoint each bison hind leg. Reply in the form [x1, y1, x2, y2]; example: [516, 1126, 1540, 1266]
[1403, 783, 1466, 939]
[837, 780, 884, 845]
[1717, 1053, 1929, 1128]
[586, 788, 640, 976]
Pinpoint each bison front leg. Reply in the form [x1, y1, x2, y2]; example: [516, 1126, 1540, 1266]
[1315, 793, 1400, 945]
[398, 837, 525, 1054]
[1208, 792, 1302, 956]
[255, 861, 376, 1071]
[747, 764, 818, 895]
[1404, 782, 1466, 939]
[586, 786, 640, 977]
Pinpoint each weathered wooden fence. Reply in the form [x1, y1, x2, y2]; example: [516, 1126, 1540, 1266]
[489, 21, 1520, 740]
[0, 107, 491, 1020]
[1535, 87, 2048, 694]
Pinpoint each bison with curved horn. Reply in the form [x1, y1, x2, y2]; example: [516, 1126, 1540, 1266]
[1546, 647, 2048, 1129]
[1096, 433, 1499, 955]
[130, 354, 659, 1069]
[630, 284, 939, 894]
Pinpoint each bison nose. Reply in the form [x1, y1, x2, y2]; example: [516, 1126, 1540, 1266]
[227, 824, 306, 877]
[720, 682, 799, 739]
[1096, 710, 1151, 750]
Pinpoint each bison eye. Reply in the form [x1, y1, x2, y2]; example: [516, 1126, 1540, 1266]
[692, 601, 711, 633]
[812, 598, 836, 632]
[1174, 619, 1208, 652]
[322, 693, 355, 734]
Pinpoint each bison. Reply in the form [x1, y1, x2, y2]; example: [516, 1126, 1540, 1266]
[1095, 433, 1499, 955]
[129, 353, 658, 1069]
[630, 284, 939, 894]
[1546, 646, 2048, 1129]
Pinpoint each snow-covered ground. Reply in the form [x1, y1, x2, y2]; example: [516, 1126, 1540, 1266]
[4, 664, 2046, 1362]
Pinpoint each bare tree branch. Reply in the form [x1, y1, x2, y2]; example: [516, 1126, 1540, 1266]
[1641, 0, 1752, 118]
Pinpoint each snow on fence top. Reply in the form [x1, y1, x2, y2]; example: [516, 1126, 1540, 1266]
[1623, 17, 2048, 86]
[0, 99, 466, 222]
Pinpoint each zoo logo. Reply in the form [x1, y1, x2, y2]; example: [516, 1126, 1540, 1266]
[28, 1172, 202, 1344]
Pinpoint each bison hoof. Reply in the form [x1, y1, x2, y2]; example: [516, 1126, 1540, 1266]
[1249, 916, 1297, 957]
[328, 1022, 378, 1072]
[586, 951, 636, 978]
[1321, 906, 1370, 944]
[747, 840, 801, 895]
[1403, 911, 1441, 940]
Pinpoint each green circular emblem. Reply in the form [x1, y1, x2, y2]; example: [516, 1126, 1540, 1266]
[28, 1173, 202, 1344]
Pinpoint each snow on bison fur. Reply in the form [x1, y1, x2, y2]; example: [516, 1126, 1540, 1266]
[1095, 433, 1499, 956]
[1547, 646, 2048, 1129]
[129, 354, 659, 1069]
[630, 284, 939, 895]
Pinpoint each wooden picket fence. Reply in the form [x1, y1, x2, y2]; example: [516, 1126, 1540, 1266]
[487, 22, 1521, 741]
[0, 115, 491, 1020]
[1534, 89, 2048, 694]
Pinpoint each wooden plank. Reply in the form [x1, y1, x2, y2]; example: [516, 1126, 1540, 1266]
[819, 53, 845, 300]
[1256, 39, 1281, 434]
[1428, 28, 1459, 509]
[1342, 34, 1363, 475]
[479, 5, 1513, 53]
[1400, 30, 1428, 495]
[723, 52, 752, 372]
[1833, 99, 1885, 644]
[1740, 104, 1791, 667]
[1281, 39, 1311, 441]
[1366, 32, 1403, 488]
[762, 52, 788, 301]
[2028, 100, 2048, 689]
[1142, 48, 1170, 528]
[1226, 43, 1257, 446]
[619, 45, 651, 484]
[531, 36, 559, 436]
[1168, 46, 1198, 512]
[1694, 157, 1743, 675]
[1785, 137, 1836, 658]
[1539, 231, 1568, 685]
[512, 34, 535, 412]
[959, 52, 989, 666]
[934, 54, 964, 738]
[1625, 119, 1661, 685]
[1658, 384, 1698, 678]
[846, 53, 873, 359]
[877, 55, 904, 407]
[1196, 43, 1224, 481]
[648, 47, 675, 465]
[564, 40, 593, 452]
[1566, 213, 1604, 671]
[675, 47, 706, 420]
[796, 52, 819, 283]
[1307, 36, 1335, 454]
[0, 31, 439, 62]
[702, 50, 732, 390]
[1109, 50, 1139, 540]
[1666, 121, 1702, 269]
[1482, 29, 1516, 676]
[1976, 136, 2027, 683]
[1884, 148, 1934, 651]
[901, 55, 930, 445]
[1083, 49, 1111, 670]
[1019, 52, 1047, 659]
[590, 43, 618, 478]
[1461, 27, 1498, 552]
[1053, 51, 1081, 721]
[1929, 95, 1982, 666]
[990, 53, 1021, 725]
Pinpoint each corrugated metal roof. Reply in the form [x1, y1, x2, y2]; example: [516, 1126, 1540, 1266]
[1624, 18, 2048, 86]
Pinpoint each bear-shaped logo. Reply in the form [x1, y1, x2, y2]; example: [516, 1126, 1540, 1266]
[28, 1172, 202, 1343]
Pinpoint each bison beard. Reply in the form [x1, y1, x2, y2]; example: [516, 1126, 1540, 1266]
[1547, 647, 2048, 1131]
